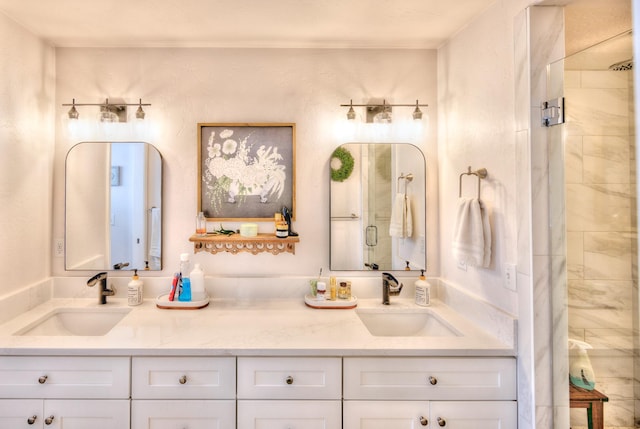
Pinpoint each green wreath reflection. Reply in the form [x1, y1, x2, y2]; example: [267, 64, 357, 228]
[330, 147, 355, 182]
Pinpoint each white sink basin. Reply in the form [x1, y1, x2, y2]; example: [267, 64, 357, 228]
[14, 307, 131, 336]
[356, 308, 461, 337]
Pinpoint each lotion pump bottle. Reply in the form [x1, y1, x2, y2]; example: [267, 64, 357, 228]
[414, 270, 430, 307]
[127, 269, 143, 306]
[190, 263, 206, 301]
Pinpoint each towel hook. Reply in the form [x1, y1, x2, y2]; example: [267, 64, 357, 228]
[458, 166, 488, 199]
[397, 173, 414, 193]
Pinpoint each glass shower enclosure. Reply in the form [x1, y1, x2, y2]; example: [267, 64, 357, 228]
[549, 30, 636, 429]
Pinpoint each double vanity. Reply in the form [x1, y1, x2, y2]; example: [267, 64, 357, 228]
[0, 278, 517, 428]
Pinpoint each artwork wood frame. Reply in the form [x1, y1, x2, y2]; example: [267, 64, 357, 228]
[198, 123, 296, 221]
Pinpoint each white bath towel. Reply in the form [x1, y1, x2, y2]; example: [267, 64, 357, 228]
[452, 198, 491, 268]
[149, 207, 161, 258]
[389, 193, 412, 238]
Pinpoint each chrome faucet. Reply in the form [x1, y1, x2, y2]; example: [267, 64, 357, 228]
[87, 272, 116, 304]
[382, 272, 403, 305]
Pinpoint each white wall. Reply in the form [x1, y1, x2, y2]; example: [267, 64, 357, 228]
[437, 0, 531, 316]
[52, 48, 438, 280]
[0, 13, 55, 296]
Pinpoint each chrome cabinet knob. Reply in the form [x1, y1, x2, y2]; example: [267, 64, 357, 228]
[27, 415, 37, 425]
[419, 416, 428, 426]
[45, 415, 55, 425]
[38, 375, 48, 384]
[437, 417, 447, 427]
[285, 376, 294, 385]
[179, 375, 188, 384]
[428, 376, 438, 385]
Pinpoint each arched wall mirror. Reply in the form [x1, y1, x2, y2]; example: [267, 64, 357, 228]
[65, 142, 162, 271]
[330, 143, 426, 271]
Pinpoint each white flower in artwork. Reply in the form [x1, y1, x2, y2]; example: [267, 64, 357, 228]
[203, 128, 287, 210]
[220, 129, 234, 139]
[208, 143, 221, 158]
[222, 139, 237, 155]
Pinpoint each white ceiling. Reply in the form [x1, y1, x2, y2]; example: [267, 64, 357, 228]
[0, 0, 499, 49]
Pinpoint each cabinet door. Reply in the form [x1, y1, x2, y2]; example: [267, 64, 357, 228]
[131, 400, 236, 429]
[430, 401, 517, 428]
[0, 399, 42, 429]
[43, 399, 130, 429]
[238, 400, 341, 429]
[132, 356, 236, 399]
[237, 357, 342, 399]
[344, 401, 430, 429]
[0, 356, 130, 399]
[344, 357, 516, 400]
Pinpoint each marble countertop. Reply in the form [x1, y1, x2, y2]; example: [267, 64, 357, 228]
[0, 296, 515, 357]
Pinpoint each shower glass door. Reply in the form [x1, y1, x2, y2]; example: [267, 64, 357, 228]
[549, 30, 636, 429]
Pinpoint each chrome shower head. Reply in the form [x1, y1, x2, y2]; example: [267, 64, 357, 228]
[609, 59, 633, 71]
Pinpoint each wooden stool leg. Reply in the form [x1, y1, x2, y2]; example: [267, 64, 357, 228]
[591, 402, 604, 429]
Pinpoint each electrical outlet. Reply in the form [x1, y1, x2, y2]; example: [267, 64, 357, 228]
[54, 239, 64, 257]
[504, 263, 517, 291]
[457, 259, 467, 271]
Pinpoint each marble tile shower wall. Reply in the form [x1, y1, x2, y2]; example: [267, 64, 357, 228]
[565, 68, 636, 429]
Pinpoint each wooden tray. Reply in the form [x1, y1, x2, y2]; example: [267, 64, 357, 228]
[156, 294, 210, 309]
[304, 294, 357, 309]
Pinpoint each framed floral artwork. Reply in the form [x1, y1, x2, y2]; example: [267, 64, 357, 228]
[198, 123, 296, 221]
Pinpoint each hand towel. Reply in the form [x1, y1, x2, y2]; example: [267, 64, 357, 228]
[149, 207, 161, 258]
[452, 197, 491, 267]
[389, 193, 412, 238]
[480, 200, 492, 268]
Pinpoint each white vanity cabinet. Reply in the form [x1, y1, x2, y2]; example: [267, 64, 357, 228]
[343, 357, 517, 429]
[130, 356, 236, 429]
[0, 356, 130, 429]
[237, 357, 342, 429]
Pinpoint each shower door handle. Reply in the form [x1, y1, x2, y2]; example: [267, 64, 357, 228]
[366, 225, 378, 246]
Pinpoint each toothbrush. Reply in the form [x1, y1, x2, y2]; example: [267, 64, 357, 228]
[169, 272, 179, 301]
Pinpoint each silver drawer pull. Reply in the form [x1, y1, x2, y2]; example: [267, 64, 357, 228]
[45, 415, 55, 425]
[428, 376, 437, 385]
[38, 375, 48, 384]
[285, 376, 294, 385]
[437, 417, 446, 427]
[419, 416, 428, 426]
[179, 375, 188, 384]
[27, 415, 37, 425]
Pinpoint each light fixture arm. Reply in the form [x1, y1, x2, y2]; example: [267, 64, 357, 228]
[340, 99, 428, 108]
[63, 98, 151, 121]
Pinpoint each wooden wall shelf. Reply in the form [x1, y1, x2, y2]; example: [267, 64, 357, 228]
[189, 233, 300, 255]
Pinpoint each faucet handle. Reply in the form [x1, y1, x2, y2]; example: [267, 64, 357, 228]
[87, 272, 107, 287]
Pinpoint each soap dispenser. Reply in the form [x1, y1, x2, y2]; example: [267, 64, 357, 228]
[414, 270, 430, 307]
[127, 269, 143, 306]
[568, 339, 596, 390]
[190, 263, 206, 301]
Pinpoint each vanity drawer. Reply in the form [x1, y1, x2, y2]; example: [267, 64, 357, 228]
[237, 357, 342, 399]
[131, 400, 236, 429]
[237, 400, 342, 429]
[343, 357, 516, 400]
[0, 356, 130, 399]
[132, 356, 236, 399]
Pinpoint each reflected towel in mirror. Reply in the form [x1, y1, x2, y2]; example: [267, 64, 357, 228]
[149, 207, 161, 258]
[452, 197, 491, 268]
[389, 193, 412, 238]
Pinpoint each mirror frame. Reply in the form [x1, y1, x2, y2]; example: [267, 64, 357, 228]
[64, 141, 163, 271]
[329, 142, 426, 271]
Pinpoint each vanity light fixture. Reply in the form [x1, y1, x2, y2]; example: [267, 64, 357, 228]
[340, 99, 428, 122]
[62, 98, 151, 122]
[67, 99, 79, 119]
[135, 99, 146, 120]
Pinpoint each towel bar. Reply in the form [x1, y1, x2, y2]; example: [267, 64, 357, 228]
[459, 166, 488, 199]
